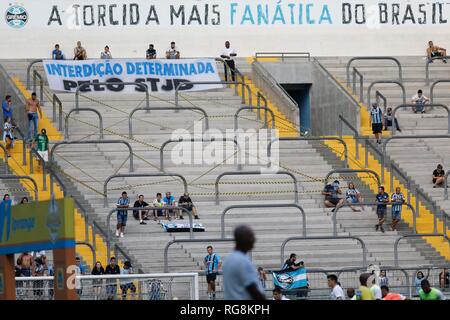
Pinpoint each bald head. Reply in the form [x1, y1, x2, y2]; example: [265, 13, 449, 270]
[234, 225, 255, 253]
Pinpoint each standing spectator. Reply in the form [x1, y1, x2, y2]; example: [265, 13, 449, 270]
[391, 187, 405, 231]
[381, 286, 406, 300]
[347, 288, 356, 300]
[419, 279, 446, 300]
[345, 182, 363, 212]
[74, 256, 87, 297]
[163, 191, 177, 220]
[272, 288, 290, 300]
[432, 164, 445, 188]
[220, 41, 237, 81]
[355, 273, 374, 300]
[20, 197, 28, 204]
[439, 268, 450, 290]
[105, 257, 120, 300]
[25, 92, 42, 143]
[257, 267, 267, 290]
[2, 95, 14, 123]
[281, 253, 301, 271]
[370, 103, 383, 144]
[3, 117, 14, 157]
[414, 271, 425, 297]
[120, 261, 136, 300]
[116, 191, 130, 238]
[33, 128, 49, 165]
[427, 41, 447, 63]
[223, 225, 266, 300]
[322, 180, 344, 213]
[146, 44, 156, 59]
[52, 44, 64, 60]
[100, 45, 112, 59]
[375, 186, 389, 233]
[91, 261, 105, 300]
[178, 192, 200, 220]
[383, 107, 401, 132]
[133, 194, 149, 225]
[166, 42, 180, 59]
[73, 41, 87, 60]
[379, 270, 389, 287]
[411, 89, 429, 114]
[152, 192, 164, 221]
[33, 255, 48, 297]
[203, 246, 222, 300]
[327, 274, 345, 300]
[370, 277, 382, 300]
[19, 252, 33, 277]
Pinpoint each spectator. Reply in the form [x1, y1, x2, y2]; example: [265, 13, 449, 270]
[375, 186, 389, 233]
[73, 41, 87, 60]
[414, 271, 425, 296]
[133, 194, 149, 225]
[105, 257, 120, 300]
[347, 288, 356, 300]
[327, 274, 345, 300]
[120, 261, 136, 300]
[100, 45, 112, 59]
[162, 191, 177, 220]
[345, 182, 363, 212]
[355, 273, 374, 300]
[427, 41, 447, 63]
[223, 225, 266, 300]
[166, 41, 180, 59]
[272, 287, 290, 300]
[281, 253, 301, 271]
[19, 252, 33, 277]
[178, 192, 199, 220]
[432, 164, 445, 188]
[411, 89, 429, 114]
[33, 128, 49, 165]
[370, 103, 383, 144]
[381, 285, 406, 300]
[370, 276, 382, 300]
[3, 117, 14, 157]
[322, 180, 344, 213]
[25, 92, 42, 143]
[116, 191, 130, 238]
[15, 257, 22, 277]
[220, 41, 237, 81]
[146, 44, 156, 59]
[391, 186, 405, 231]
[2, 95, 14, 123]
[379, 270, 389, 287]
[439, 268, 450, 290]
[91, 261, 105, 300]
[75, 256, 87, 297]
[419, 279, 446, 300]
[258, 267, 267, 290]
[152, 192, 164, 221]
[33, 255, 48, 296]
[383, 107, 401, 132]
[52, 44, 64, 60]
[204, 246, 222, 300]
[20, 197, 28, 204]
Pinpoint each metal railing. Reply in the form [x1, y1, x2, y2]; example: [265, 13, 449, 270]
[390, 104, 450, 135]
[430, 79, 450, 104]
[425, 56, 450, 85]
[215, 171, 299, 204]
[256, 92, 268, 120]
[52, 94, 63, 131]
[254, 52, 311, 61]
[128, 106, 209, 139]
[26, 59, 43, 89]
[220, 203, 306, 238]
[346, 57, 403, 86]
[376, 90, 388, 112]
[50, 140, 134, 173]
[159, 137, 241, 171]
[234, 106, 275, 130]
[352, 67, 364, 102]
[0, 145, 8, 171]
[32, 70, 45, 106]
[65, 108, 104, 139]
[103, 172, 188, 207]
[445, 171, 450, 200]
[338, 115, 360, 160]
[325, 168, 381, 188]
[367, 80, 406, 107]
[215, 58, 246, 96]
[394, 234, 450, 267]
[281, 236, 368, 268]
[267, 137, 349, 168]
[0, 175, 38, 201]
[76, 242, 96, 266]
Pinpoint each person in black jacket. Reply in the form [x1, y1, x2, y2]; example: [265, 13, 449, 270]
[105, 257, 120, 300]
[91, 261, 105, 300]
[133, 194, 149, 225]
[178, 192, 200, 219]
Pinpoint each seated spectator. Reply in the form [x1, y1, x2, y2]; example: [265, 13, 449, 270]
[163, 191, 177, 220]
[100, 45, 112, 59]
[52, 44, 64, 60]
[73, 41, 87, 60]
[3, 117, 14, 157]
[15, 257, 22, 277]
[345, 182, 363, 212]
[20, 196, 28, 204]
[411, 89, 429, 114]
[322, 180, 344, 213]
[383, 107, 401, 132]
[272, 287, 290, 300]
[439, 268, 450, 290]
[152, 192, 164, 221]
[281, 253, 301, 271]
[166, 41, 180, 59]
[432, 164, 445, 188]
[146, 44, 156, 59]
[120, 261, 136, 300]
[381, 285, 406, 300]
[427, 41, 447, 63]
[178, 192, 199, 219]
[133, 194, 149, 225]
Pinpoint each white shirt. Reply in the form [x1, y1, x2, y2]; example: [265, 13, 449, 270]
[101, 51, 112, 59]
[412, 94, 429, 104]
[166, 47, 179, 59]
[221, 47, 236, 61]
[370, 284, 382, 300]
[272, 296, 290, 300]
[330, 285, 345, 300]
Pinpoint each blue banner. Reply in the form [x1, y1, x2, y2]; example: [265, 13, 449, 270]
[273, 268, 308, 290]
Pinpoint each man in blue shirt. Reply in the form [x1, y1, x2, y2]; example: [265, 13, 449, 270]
[370, 103, 384, 144]
[2, 95, 13, 123]
[52, 44, 64, 60]
[391, 187, 405, 231]
[375, 186, 389, 233]
[203, 246, 222, 300]
[223, 225, 266, 300]
[162, 191, 177, 220]
[116, 191, 130, 238]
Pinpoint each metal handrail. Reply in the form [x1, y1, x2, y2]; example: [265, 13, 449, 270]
[346, 57, 403, 86]
[352, 67, 364, 102]
[0, 145, 8, 172]
[254, 52, 311, 61]
[394, 234, 450, 267]
[76, 242, 96, 267]
[52, 94, 63, 131]
[220, 203, 306, 238]
[215, 171, 299, 204]
[0, 175, 38, 201]
[128, 106, 209, 138]
[32, 70, 45, 106]
[267, 137, 349, 168]
[50, 140, 134, 173]
[256, 92, 268, 121]
[26, 59, 43, 89]
[325, 168, 381, 188]
[332, 202, 417, 237]
[281, 236, 368, 268]
[368, 80, 406, 107]
[376, 90, 388, 112]
[430, 80, 450, 104]
[234, 106, 275, 130]
[65, 108, 104, 139]
[159, 137, 241, 171]
[215, 58, 243, 96]
[103, 172, 188, 207]
[425, 56, 450, 85]
[113, 243, 145, 274]
[390, 104, 450, 135]
[445, 171, 450, 200]
[338, 115, 359, 160]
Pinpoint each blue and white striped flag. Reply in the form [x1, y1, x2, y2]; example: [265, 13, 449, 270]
[273, 268, 308, 290]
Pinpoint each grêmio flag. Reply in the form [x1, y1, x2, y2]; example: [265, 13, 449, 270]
[272, 267, 308, 290]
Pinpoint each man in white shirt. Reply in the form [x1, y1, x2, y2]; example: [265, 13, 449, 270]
[411, 89, 429, 114]
[166, 41, 180, 59]
[220, 41, 237, 81]
[370, 277, 382, 300]
[327, 274, 345, 300]
[101, 45, 112, 59]
[272, 287, 290, 300]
